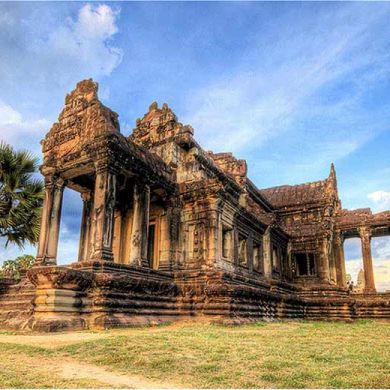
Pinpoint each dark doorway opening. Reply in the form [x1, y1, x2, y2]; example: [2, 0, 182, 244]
[295, 253, 316, 276]
[147, 224, 156, 268]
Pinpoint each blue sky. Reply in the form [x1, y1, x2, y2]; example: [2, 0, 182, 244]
[1, 2, 390, 288]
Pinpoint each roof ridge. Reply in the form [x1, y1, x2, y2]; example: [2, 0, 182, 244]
[260, 178, 328, 192]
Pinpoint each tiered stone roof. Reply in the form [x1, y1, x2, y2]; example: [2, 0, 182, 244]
[260, 180, 330, 209]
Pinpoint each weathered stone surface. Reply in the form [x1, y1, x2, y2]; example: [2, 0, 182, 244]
[1, 79, 390, 331]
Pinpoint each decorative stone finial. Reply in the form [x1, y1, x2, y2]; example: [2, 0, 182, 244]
[330, 163, 336, 179]
[149, 101, 158, 111]
[65, 79, 98, 105]
[181, 125, 194, 135]
[328, 162, 337, 191]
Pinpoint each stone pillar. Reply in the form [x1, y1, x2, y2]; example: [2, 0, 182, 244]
[359, 227, 376, 293]
[318, 239, 330, 283]
[328, 245, 337, 285]
[286, 242, 293, 280]
[78, 192, 92, 262]
[43, 177, 65, 265]
[90, 169, 117, 261]
[247, 233, 254, 272]
[206, 206, 220, 267]
[263, 227, 272, 277]
[140, 184, 150, 267]
[334, 230, 347, 288]
[36, 176, 55, 265]
[129, 182, 150, 267]
[162, 199, 181, 270]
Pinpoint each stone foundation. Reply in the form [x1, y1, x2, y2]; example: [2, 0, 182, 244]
[1, 263, 389, 332]
[0, 278, 35, 330]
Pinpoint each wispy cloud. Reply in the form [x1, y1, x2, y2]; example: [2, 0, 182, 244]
[183, 4, 390, 181]
[367, 191, 390, 212]
[0, 3, 123, 91]
[0, 101, 49, 154]
[36, 4, 123, 82]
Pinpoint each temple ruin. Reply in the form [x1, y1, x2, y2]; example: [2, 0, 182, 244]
[1, 79, 390, 331]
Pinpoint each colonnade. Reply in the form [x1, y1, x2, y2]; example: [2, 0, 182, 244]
[36, 169, 151, 267]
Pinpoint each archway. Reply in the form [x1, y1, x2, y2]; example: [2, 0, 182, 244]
[343, 237, 364, 291]
[371, 236, 390, 292]
[57, 188, 83, 265]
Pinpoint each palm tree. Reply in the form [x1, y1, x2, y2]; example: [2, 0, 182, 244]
[0, 142, 43, 248]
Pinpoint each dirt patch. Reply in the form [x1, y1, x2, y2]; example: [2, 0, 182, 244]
[0, 328, 181, 388]
[61, 360, 177, 389]
[0, 331, 109, 348]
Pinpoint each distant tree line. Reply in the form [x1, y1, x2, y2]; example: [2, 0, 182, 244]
[0, 254, 35, 279]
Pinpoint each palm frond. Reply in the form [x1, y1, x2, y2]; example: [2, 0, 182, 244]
[0, 141, 43, 248]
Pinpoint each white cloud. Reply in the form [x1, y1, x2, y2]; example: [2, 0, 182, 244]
[0, 11, 14, 27]
[76, 4, 119, 40]
[0, 4, 123, 91]
[0, 3, 123, 153]
[0, 102, 22, 126]
[38, 4, 123, 80]
[0, 101, 49, 154]
[367, 191, 390, 212]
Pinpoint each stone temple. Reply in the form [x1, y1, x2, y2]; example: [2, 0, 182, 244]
[1, 79, 390, 331]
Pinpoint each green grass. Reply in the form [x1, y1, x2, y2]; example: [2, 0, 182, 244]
[0, 343, 108, 388]
[1, 320, 390, 388]
[59, 320, 390, 388]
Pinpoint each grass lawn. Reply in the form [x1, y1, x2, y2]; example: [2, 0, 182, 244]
[1, 320, 390, 388]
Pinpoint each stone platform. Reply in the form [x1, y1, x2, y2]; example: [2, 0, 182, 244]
[1, 262, 390, 332]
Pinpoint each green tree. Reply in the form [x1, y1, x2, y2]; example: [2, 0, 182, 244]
[2, 254, 35, 279]
[0, 142, 43, 247]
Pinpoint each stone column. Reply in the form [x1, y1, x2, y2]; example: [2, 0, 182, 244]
[262, 227, 272, 277]
[206, 206, 220, 267]
[359, 227, 376, 293]
[129, 182, 150, 267]
[90, 169, 117, 261]
[318, 239, 331, 283]
[247, 233, 254, 272]
[233, 228, 239, 266]
[36, 176, 55, 265]
[161, 199, 181, 270]
[45, 178, 65, 265]
[334, 230, 347, 288]
[286, 242, 293, 280]
[140, 184, 150, 267]
[328, 246, 337, 285]
[78, 192, 92, 262]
